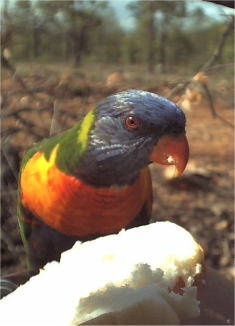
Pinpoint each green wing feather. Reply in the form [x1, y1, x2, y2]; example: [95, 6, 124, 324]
[17, 109, 96, 269]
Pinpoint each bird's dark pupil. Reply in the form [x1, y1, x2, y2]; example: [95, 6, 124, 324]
[125, 116, 138, 129]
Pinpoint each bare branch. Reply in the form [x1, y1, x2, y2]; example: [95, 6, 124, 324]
[1, 229, 17, 254]
[166, 16, 234, 129]
[166, 80, 191, 100]
[201, 17, 234, 71]
[201, 83, 217, 118]
[1, 126, 44, 140]
[49, 100, 60, 137]
[1, 146, 19, 182]
[1, 107, 33, 119]
[201, 83, 235, 128]
[2, 60, 28, 91]
[167, 16, 234, 100]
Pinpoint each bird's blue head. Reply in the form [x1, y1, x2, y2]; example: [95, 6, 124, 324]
[78, 89, 189, 187]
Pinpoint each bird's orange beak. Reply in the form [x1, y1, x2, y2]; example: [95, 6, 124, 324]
[149, 133, 189, 177]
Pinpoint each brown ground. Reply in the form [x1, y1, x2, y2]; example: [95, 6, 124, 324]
[1, 64, 234, 282]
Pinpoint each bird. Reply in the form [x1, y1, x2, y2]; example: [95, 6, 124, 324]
[17, 89, 189, 274]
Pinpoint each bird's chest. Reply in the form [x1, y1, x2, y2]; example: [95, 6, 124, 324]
[21, 152, 152, 236]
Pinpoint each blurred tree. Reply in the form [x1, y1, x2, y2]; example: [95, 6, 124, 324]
[127, 1, 159, 73]
[184, 8, 234, 70]
[60, 1, 108, 66]
[1, 0, 14, 71]
[35, 0, 115, 66]
[127, 1, 187, 73]
[122, 32, 142, 64]
[1, 0, 233, 71]
[10, 0, 34, 60]
[34, 1, 65, 60]
[156, 1, 187, 73]
[94, 9, 124, 64]
[167, 26, 195, 67]
[1, 0, 12, 53]
[5, 0, 116, 64]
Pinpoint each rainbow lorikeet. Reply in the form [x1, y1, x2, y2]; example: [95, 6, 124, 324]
[17, 89, 189, 273]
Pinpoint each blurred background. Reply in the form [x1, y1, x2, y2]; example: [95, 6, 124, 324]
[1, 0, 234, 281]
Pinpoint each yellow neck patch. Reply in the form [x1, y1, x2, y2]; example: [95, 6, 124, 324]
[77, 109, 95, 154]
[48, 143, 59, 165]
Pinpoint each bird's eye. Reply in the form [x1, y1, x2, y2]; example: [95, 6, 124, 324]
[125, 116, 140, 130]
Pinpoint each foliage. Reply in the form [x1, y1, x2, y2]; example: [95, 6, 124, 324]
[1, 0, 234, 71]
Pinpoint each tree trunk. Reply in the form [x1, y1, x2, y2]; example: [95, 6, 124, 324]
[159, 30, 167, 73]
[159, 16, 170, 74]
[146, 5, 156, 73]
[32, 18, 40, 58]
[73, 24, 87, 67]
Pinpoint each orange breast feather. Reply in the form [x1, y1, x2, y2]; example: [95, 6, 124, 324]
[21, 150, 153, 236]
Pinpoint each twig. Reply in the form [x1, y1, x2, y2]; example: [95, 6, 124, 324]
[1, 62, 46, 109]
[1, 68, 17, 109]
[201, 17, 234, 71]
[201, 83, 235, 129]
[167, 16, 234, 100]
[0, 106, 81, 122]
[1, 147, 19, 182]
[166, 80, 191, 99]
[201, 84, 217, 118]
[1, 229, 17, 253]
[49, 100, 60, 137]
[216, 115, 235, 129]
[2, 59, 28, 91]
[1, 107, 33, 119]
[166, 17, 234, 129]
[1, 126, 45, 140]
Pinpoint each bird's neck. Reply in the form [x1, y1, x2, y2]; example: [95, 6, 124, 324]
[50, 112, 146, 187]
[53, 111, 96, 176]
[75, 145, 142, 187]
